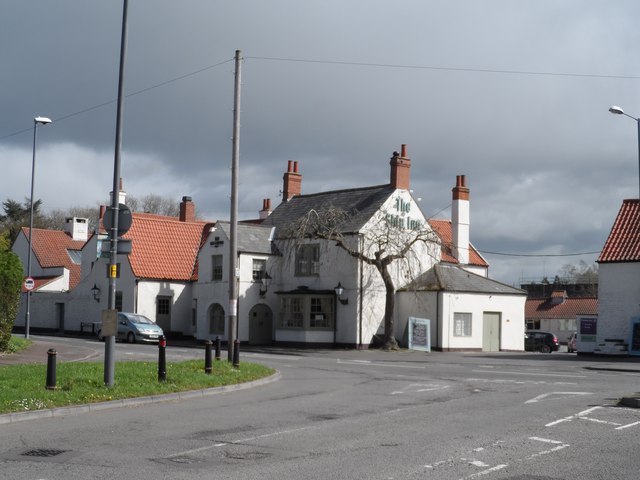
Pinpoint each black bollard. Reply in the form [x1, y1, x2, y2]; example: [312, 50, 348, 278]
[45, 348, 57, 390]
[204, 340, 212, 374]
[214, 336, 221, 361]
[158, 335, 167, 382]
[232, 339, 240, 368]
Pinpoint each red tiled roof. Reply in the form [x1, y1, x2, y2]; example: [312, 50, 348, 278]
[598, 199, 640, 263]
[121, 213, 208, 281]
[428, 219, 488, 267]
[525, 297, 598, 319]
[23, 227, 85, 289]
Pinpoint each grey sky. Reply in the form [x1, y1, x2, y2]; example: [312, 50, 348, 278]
[3, 1, 640, 285]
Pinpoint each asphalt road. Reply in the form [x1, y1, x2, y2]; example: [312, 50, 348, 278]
[1, 336, 640, 479]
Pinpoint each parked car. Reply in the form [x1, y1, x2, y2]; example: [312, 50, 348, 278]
[567, 332, 577, 353]
[97, 312, 164, 344]
[524, 330, 559, 353]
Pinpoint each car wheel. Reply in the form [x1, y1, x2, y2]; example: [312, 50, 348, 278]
[540, 344, 551, 354]
[127, 332, 136, 344]
[568, 347, 573, 353]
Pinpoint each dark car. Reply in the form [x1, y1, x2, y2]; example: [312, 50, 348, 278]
[525, 330, 560, 353]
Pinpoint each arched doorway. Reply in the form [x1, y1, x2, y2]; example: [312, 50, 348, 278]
[249, 304, 273, 345]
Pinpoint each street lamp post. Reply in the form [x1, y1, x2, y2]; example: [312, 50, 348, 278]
[609, 105, 640, 199]
[24, 116, 52, 339]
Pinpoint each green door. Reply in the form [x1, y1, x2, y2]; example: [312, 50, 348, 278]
[482, 312, 501, 352]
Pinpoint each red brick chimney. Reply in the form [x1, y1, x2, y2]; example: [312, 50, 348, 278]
[452, 175, 470, 265]
[259, 198, 272, 219]
[282, 160, 302, 201]
[390, 144, 411, 190]
[179, 196, 196, 222]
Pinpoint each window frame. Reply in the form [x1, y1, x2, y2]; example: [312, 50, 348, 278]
[295, 243, 320, 277]
[453, 312, 472, 337]
[279, 295, 334, 330]
[212, 254, 223, 282]
[252, 258, 266, 282]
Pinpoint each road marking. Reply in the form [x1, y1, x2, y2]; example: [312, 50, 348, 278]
[546, 406, 602, 426]
[337, 359, 426, 369]
[525, 392, 591, 404]
[390, 383, 449, 395]
[460, 464, 508, 479]
[529, 437, 564, 444]
[464, 377, 577, 386]
[472, 369, 586, 378]
[616, 421, 640, 430]
[167, 426, 314, 459]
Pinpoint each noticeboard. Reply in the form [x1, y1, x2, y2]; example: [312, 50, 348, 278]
[101, 309, 118, 337]
[408, 317, 431, 352]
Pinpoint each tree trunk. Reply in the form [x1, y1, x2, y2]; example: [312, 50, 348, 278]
[379, 264, 398, 351]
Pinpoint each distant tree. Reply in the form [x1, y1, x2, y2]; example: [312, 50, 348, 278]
[111, 194, 180, 217]
[0, 233, 23, 351]
[42, 206, 101, 232]
[0, 198, 44, 244]
[281, 205, 439, 351]
[558, 261, 598, 284]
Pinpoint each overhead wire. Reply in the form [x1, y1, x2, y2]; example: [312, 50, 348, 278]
[0, 54, 620, 259]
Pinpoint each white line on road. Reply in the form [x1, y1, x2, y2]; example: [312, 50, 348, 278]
[472, 369, 586, 378]
[167, 426, 315, 459]
[529, 437, 564, 444]
[546, 406, 602, 426]
[337, 359, 426, 369]
[616, 421, 640, 430]
[525, 392, 591, 404]
[460, 464, 508, 479]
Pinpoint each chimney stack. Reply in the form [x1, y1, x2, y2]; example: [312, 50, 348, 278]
[390, 144, 411, 190]
[179, 196, 196, 222]
[259, 198, 272, 219]
[452, 175, 470, 265]
[109, 177, 127, 206]
[282, 160, 302, 201]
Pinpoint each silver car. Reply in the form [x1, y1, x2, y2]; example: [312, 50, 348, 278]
[97, 312, 164, 344]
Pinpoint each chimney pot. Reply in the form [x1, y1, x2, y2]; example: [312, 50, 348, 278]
[401, 144, 407, 158]
[287, 160, 293, 172]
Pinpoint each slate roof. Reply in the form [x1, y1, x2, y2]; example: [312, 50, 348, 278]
[427, 219, 488, 267]
[22, 227, 85, 290]
[598, 199, 640, 263]
[262, 184, 395, 234]
[525, 296, 598, 319]
[121, 213, 208, 281]
[217, 222, 275, 254]
[400, 264, 525, 295]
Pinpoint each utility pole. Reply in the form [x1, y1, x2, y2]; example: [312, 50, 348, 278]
[105, 0, 129, 387]
[227, 49, 242, 362]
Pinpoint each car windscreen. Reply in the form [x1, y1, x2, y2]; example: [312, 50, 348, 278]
[128, 315, 154, 325]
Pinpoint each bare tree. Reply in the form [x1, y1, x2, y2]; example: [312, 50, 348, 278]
[281, 205, 439, 350]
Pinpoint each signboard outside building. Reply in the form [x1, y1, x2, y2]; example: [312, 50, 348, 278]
[408, 317, 431, 352]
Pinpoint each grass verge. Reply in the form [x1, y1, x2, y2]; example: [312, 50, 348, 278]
[2, 336, 32, 355]
[0, 360, 274, 414]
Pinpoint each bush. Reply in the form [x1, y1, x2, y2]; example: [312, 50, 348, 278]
[0, 234, 23, 352]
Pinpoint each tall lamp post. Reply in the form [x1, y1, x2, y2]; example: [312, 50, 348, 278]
[24, 116, 52, 339]
[609, 105, 640, 199]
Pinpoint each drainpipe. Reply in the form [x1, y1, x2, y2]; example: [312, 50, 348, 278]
[436, 290, 441, 351]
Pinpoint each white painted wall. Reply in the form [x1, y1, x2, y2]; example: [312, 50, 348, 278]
[598, 262, 640, 342]
[396, 291, 525, 351]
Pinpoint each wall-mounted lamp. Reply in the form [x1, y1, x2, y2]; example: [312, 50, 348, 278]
[91, 283, 101, 302]
[334, 282, 349, 305]
[259, 272, 272, 297]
